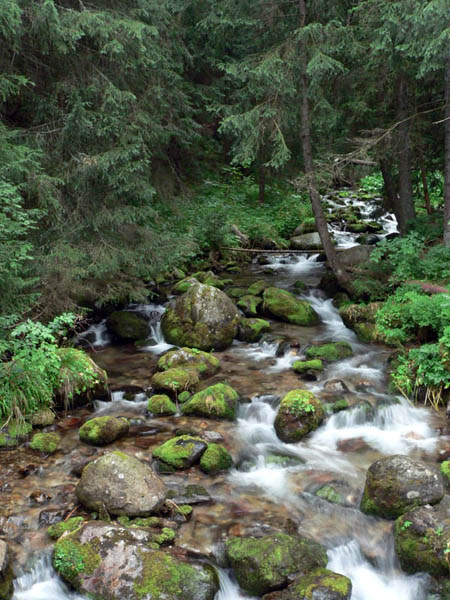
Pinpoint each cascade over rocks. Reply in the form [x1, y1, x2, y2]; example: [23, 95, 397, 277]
[52, 521, 219, 600]
[76, 451, 167, 516]
[161, 283, 240, 351]
[360, 455, 445, 519]
[225, 532, 327, 596]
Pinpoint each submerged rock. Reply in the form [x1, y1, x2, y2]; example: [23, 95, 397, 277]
[305, 342, 353, 362]
[394, 497, 450, 576]
[237, 318, 271, 342]
[79, 416, 129, 446]
[225, 532, 327, 596]
[161, 283, 240, 351]
[106, 310, 149, 342]
[274, 390, 325, 443]
[76, 451, 167, 516]
[360, 455, 445, 519]
[151, 367, 199, 394]
[157, 347, 220, 379]
[152, 435, 208, 470]
[181, 383, 239, 420]
[53, 521, 219, 600]
[263, 287, 320, 326]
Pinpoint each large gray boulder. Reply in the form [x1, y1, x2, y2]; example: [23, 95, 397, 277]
[53, 521, 219, 600]
[338, 245, 373, 268]
[360, 455, 445, 519]
[76, 451, 167, 516]
[290, 232, 322, 251]
[161, 283, 240, 351]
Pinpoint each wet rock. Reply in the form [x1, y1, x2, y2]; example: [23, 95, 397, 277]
[237, 294, 262, 317]
[225, 532, 327, 596]
[106, 310, 149, 342]
[0, 420, 32, 449]
[323, 379, 350, 393]
[318, 272, 341, 297]
[292, 360, 323, 376]
[29, 408, 55, 428]
[167, 484, 212, 505]
[157, 348, 220, 379]
[151, 367, 199, 394]
[76, 451, 167, 516]
[152, 435, 208, 470]
[394, 497, 450, 576]
[79, 416, 129, 446]
[247, 280, 271, 296]
[263, 287, 320, 326]
[292, 219, 317, 236]
[199, 444, 233, 475]
[171, 276, 200, 295]
[274, 390, 325, 443]
[181, 383, 239, 420]
[237, 318, 271, 342]
[441, 461, 450, 488]
[30, 432, 60, 454]
[0, 540, 13, 600]
[201, 430, 224, 443]
[360, 455, 445, 519]
[147, 394, 177, 417]
[263, 568, 352, 600]
[53, 521, 219, 600]
[48, 516, 85, 540]
[355, 233, 380, 245]
[290, 232, 322, 251]
[161, 283, 240, 351]
[257, 255, 271, 265]
[338, 245, 373, 268]
[226, 287, 249, 299]
[305, 342, 353, 362]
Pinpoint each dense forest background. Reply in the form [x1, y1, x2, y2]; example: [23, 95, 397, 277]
[0, 0, 449, 325]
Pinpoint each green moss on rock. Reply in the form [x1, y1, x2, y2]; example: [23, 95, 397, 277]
[48, 517, 85, 540]
[440, 461, 450, 487]
[292, 360, 323, 374]
[289, 568, 352, 599]
[152, 435, 207, 469]
[157, 348, 220, 379]
[171, 277, 200, 295]
[151, 367, 199, 394]
[181, 383, 239, 420]
[53, 533, 101, 586]
[226, 287, 249, 299]
[237, 295, 262, 317]
[30, 432, 60, 454]
[247, 280, 270, 296]
[106, 311, 149, 342]
[237, 318, 271, 342]
[274, 390, 325, 443]
[305, 342, 353, 362]
[200, 443, 233, 474]
[79, 416, 129, 446]
[147, 394, 177, 416]
[29, 408, 55, 428]
[263, 287, 320, 326]
[315, 486, 343, 505]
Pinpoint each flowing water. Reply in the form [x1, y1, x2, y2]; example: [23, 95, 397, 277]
[5, 192, 448, 599]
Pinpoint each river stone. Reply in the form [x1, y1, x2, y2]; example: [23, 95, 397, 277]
[147, 394, 177, 416]
[152, 435, 208, 469]
[106, 310, 149, 342]
[247, 280, 271, 296]
[157, 347, 220, 379]
[29, 408, 56, 428]
[360, 455, 445, 519]
[181, 383, 239, 420]
[79, 416, 129, 446]
[237, 318, 271, 342]
[76, 451, 167, 516]
[171, 276, 200, 295]
[30, 432, 61, 454]
[151, 367, 199, 394]
[292, 219, 317, 236]
[338, 245, 373, 268]
[237, 294, 262, 317]
[305, 342, 353, 362]
[225, 533, 327, 596]
[274, 390, 325, 443]
[263, 568, 352, 600]
[0, 541, 13, 600]
[52, 521, 219, 600]
[263, 287, 320, 326]
[441, 461, 450, 487]
[290, 232, 322, 251]
[199, 443, 233, 474]
[394, 497, 450, 576]
[161, 283, 240, 351]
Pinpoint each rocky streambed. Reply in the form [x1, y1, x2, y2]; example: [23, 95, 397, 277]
[1, 191, 450, 600]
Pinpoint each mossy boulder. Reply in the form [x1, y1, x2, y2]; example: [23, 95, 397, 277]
[394, 499, 450, 576]
[305, 342, 353, 362]
[292, 360, 323, 374]
[30, 432, 60, 454]
[339, 303, 380, 328]
[263, 287, 319, 326]
[76, 451, 167, 516]
[247, 280, 271, 296]
[79, 416, 129, 446]
[274, 390, 325, 443]
[237, 295, 262, 317]
[56, 348, 108, 406]
[157, 348, 220, 379]
[106, 310, 149, 342]
[353, 322, 384, 344]
[226, 287, 249, 299]
[29, 408, 55, 428]
[292, 219, 317, 236]
[161, 283, 240, 351]
[290, 232, 322, 251]
[199, 443, 233, 474]
[53, 521, 218, 600]
[265, 568, 352, 600]
[360, 455, 445, 519]
[225, 533, 327, 596]
[0, 420, 32, 448]
[48, 517, 85, 540]
[441, 461, 450, 487]
[148, 395, 177, 416]
[151, 367, 199, 394]
[181, 383, 239, 420]
[237, 318, 271, 343]
[171, 277, 200, 295]
[152, 435, 208, 469]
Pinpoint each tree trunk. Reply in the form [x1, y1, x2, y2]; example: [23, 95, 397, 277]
[379, 158, 398, 212]
[397, 75, 416, 234]
[444, 58, 450, 247]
